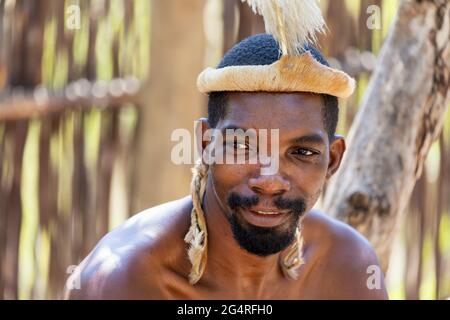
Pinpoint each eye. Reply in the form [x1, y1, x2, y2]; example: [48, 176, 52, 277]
[292, 148, 317, 157]
[234, 142, 248, 150]
[225, 140, 249, 150]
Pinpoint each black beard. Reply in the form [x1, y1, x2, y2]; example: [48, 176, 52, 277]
[226, 192, 307, 257]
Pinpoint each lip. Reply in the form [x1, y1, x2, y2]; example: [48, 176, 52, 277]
[239, 207, 290, 228]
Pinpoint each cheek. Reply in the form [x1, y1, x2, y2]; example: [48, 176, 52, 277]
[288, 161, 328, 203]
[210, 164, 252, 200]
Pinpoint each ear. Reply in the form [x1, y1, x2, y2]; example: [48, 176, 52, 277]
[326, 135, 346, 180]
[195, 117, 211, 154]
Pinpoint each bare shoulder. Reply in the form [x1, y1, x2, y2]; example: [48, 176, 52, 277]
[64, 196, 192, 300]
[302, 209, 389, 300]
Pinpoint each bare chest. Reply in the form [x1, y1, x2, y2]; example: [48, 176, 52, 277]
[143, 266, 327, 300]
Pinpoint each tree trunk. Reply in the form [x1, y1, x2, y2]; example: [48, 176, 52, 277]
[322, 0, 450, 271]
[131, 0, 206, 212]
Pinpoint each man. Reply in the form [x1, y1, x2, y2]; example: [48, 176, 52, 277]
[64, 33, 388, 299]
[67, 35, 387, 299]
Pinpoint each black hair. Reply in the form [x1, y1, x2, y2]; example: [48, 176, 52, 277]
[207, 34, 339, 141]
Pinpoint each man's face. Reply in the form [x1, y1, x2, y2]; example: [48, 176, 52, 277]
[205, 92, 345, 256]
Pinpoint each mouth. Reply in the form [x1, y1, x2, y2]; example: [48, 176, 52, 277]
[238, 207, 290, 228]
[252, 210, 285, 215]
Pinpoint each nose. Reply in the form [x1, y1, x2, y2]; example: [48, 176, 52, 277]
[248, 174, 290, 196]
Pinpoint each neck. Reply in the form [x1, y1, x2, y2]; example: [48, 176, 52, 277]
[199, 174, 285, 294]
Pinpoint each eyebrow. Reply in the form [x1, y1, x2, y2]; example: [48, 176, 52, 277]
[291, 133, 326, 146]
[221, 125, 326, 146]
[221, 125, 248, 133]
[221, 125, 257, 138]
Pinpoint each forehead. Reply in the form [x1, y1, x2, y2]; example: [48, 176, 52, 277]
[219, 92, 326, 133]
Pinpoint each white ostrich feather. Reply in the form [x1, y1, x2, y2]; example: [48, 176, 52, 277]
[242, 0, 326, 55]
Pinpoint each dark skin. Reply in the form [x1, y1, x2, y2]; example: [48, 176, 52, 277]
[65, 92, 388, 299]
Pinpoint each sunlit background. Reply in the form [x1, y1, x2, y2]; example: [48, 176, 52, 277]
[0, 0, 448, 299]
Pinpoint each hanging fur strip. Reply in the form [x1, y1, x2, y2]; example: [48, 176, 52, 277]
[281, 226, 305, 279]
[242, 0, 326, 55]
[184, 161, 208, 284]
[185, 160, 306, 284]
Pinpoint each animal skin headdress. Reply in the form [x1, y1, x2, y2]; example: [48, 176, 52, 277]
[185, 0, 356, 285]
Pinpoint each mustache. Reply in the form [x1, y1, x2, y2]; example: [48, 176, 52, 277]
[227, 192, 306, 216]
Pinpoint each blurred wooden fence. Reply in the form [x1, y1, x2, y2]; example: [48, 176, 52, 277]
[0, 0, 448, 300]
[0, 0, 147, 299]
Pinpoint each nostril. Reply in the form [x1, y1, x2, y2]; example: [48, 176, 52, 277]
[251, 187, 287, 196]
[248, 176, 290, 195]
[273, 189, 285, 196]
[249, 185, 263, 195]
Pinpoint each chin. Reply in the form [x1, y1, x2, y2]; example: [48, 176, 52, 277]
[228, 211, 300, 257]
